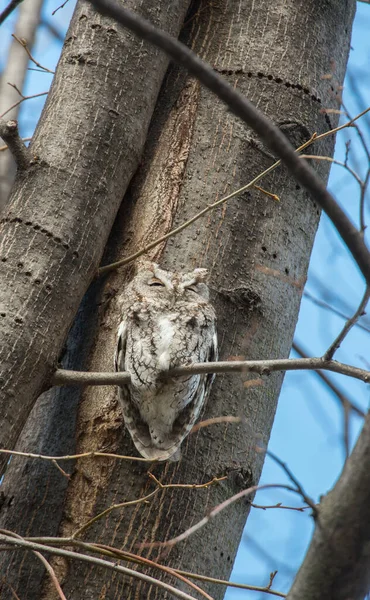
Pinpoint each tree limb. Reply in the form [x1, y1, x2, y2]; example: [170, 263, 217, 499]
[0, 119, 30, 170]
[88, 0, 370, 286]
[0, 533, 199, 600]
[52, 357, 370, 389]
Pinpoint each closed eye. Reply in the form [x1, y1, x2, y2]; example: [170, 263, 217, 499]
[149, 279, 165, 287]
[187, 286, 198, 293]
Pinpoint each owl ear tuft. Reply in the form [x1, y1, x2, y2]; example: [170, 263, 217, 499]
[193, 268, 208, 282]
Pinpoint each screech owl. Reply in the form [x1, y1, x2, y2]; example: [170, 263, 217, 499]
[114, 262, 218, 461]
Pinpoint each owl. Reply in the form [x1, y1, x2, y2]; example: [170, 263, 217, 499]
[114, 262, 217, 461]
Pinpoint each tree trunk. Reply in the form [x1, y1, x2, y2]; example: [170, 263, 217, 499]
[0, 0, 355, 599]
[0, 0, 191, 476]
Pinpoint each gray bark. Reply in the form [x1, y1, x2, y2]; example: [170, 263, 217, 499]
[0, 0, 192, 476]
[0, 0, 356, 599]
[0, 0, 44, 209]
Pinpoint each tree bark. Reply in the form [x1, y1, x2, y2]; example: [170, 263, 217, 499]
[0, 0, 355, 599]
[0, 0, 44, 209]
[0, 0, 192, 476]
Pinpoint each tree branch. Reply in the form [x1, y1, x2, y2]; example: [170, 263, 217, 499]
[52, 357, 370, 388]
[324, 286, 370, 360]
[292, 342, 365, 418]
[0, 0, 23, 26]
[0, 533, 199, 600]
[88, 0, 370, 285]
[0, 119, 30, 170]
[97, 107, 369, 276]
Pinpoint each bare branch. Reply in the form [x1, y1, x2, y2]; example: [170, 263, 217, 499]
[292, 342, 365, 418]
[26, 536, 285, 598]
[0, 533, 199, 600]
[12, 34, 55, 74]
[72, 541, 215, 600]
[301, 154, 364, 187]
[0, 90, 48, 119]
[264, 450, 318, 516]
[250, 502, 309, 512]
[303, 289, 370, 334]
[0, 0, 23, 26]
[52, 356, 370, 387]
[138, 483, 303, 549]
[0, 448, 151, 465]
[98, 107, 370, 276]
[174, 569, 286, 598]
[324, 286, 370, 360]
[72, 474, 226, 540]
[0, 119, 30, 170]
[87, 0, 370, 285]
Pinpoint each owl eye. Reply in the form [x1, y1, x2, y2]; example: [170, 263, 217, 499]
[187, 286, 198, 293]
[149, 279, 165, 287]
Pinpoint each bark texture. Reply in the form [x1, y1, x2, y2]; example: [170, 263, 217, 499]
[0, 0, 355, 599]
[0, 0, 43, 209]
[0, 0, 192, 476]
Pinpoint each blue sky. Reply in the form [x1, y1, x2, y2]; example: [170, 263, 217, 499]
[1, 1, 370, 598]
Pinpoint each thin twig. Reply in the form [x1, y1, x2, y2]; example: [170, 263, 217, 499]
[52, 0, 70, 15]
[0, 0, 23, 25]
[250, 502, 309, 512]
[359, 168, 370, 235]
[324, 286, 370, 360]
[72, 489, 159, 539]
[73, 541, 215, 600]
[0, 534, 198, 600]
[0, 119, 29, 169]
[52, 356, 370, 387]
[97, 155, 297, 275]
[190, 416, 242, 434]
[137, 483, 302, 549]
[342, 101, 370, 235]
[0, 90, 48, 120]
[292, 342, 365, 418]
[264, 451, 318, 516]
[0, 448, 152, 465]
[98, 107, 370, 276]
[87, 0, 370, 285]
[25, 536, 285, 597]
[301, 154, 363, 187]
[72, 475, 225, 539]
[12, 34, 55, 73]
[173, 569, 286, 598]
[303, 289, 370, 334]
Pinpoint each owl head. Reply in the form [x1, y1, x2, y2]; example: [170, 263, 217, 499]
[131, 261, 211, 303]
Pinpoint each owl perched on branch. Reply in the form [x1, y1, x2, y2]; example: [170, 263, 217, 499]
[114, 262, 218, 461]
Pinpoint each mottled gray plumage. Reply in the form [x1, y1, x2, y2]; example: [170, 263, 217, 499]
[115, 262, 217, 461]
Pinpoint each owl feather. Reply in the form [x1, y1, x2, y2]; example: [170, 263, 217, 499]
[115, 262, 217, 461]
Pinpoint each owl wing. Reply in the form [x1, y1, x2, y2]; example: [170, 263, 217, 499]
[115, 317, 163, 459]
